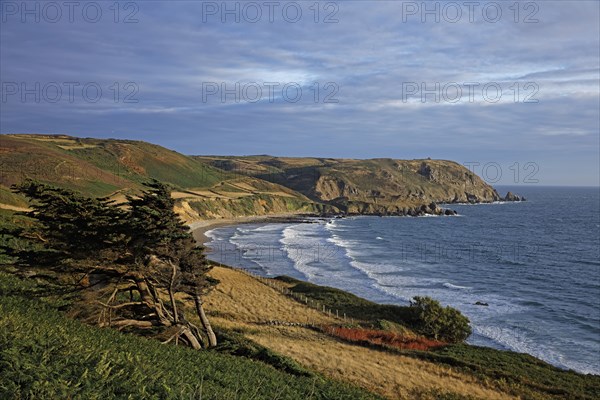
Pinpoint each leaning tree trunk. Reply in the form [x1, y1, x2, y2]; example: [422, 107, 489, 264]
[194, 294, 217, 347]
[167, 260, 179, 323]
[133, 275, 171, 326]
[179, 326, 202, 350]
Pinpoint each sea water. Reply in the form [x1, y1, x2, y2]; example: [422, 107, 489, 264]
[205, 186, 600, 374]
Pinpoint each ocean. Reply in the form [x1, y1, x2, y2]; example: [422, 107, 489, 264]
[204, 186, 600, 375]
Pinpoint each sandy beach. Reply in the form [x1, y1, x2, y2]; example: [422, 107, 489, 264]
[189, 212, 320, 246]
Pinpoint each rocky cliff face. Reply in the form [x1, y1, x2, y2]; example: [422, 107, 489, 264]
[282, 158, 502, 212]
[194, 156, 522, 217]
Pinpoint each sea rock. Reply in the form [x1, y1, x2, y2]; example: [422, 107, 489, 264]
[444, 209, 456, 216]
[503, 191, 526, 202]
[475, 301, 489, 306]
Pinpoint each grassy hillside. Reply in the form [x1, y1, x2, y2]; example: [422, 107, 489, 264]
[2, 134, 510, 219]
[0, 135, 325, 220]
[0, 134, 224, 196]
[194, 155, 503, 214]
[1, 247, 597, 399]
[272, 275, 600, 399]
[203, 267, 510, 399]
[0, 272, 382, 400]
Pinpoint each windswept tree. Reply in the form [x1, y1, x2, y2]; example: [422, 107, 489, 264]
[0, 180, 218, 348]
[0, 181, 127, 283]
[124, 180, 218, 347]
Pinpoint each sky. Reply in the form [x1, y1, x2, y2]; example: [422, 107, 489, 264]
[1, 0, 599, 186]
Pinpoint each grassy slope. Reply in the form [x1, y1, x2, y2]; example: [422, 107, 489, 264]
[1, 256, 597, 399]
[273, 275, 600, 400]
[0, 272, 381, 400]
[0, 134, 230, 195]
[0, 135, 323, 219]
[204, 267, 514, 400]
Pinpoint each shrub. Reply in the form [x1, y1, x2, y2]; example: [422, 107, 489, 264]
[409, 296, 471, 343]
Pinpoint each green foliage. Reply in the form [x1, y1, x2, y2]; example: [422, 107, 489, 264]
[214, 329, 313, 377]
[0, 271, 40, 296]
[0, 210, 31, 264]
[406, 343, 600, 400]
[409, 296, 472, 343]
[0, 290, 382, 400]
[280, 278, 471, 343]
[3, 180, 216, 348]
[5, 180, 128, 274]
[276, 276, 416, 329]
[410, 388, 478, 400]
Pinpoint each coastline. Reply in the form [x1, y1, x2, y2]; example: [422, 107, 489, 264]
[189, 201, 600, 376]
[189, 212, 320, 246]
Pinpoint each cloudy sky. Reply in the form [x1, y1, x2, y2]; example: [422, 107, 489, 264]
[1, 0, 599, 185]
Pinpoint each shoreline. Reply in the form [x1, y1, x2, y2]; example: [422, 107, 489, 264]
[189, 212, 322, 246]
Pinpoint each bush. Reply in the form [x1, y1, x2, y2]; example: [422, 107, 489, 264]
[409, 296, 471, 343]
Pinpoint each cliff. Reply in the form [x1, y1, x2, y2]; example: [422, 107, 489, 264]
[0, 135, 519, 220]
[193, 156, 514, 216]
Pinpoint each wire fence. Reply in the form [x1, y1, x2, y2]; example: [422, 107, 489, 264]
[228, 266, 355, 326]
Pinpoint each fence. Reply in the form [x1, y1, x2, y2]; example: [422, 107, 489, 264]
[226, 265, 355, 326]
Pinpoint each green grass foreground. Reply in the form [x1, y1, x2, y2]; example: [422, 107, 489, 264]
[0, 273, 381, 400]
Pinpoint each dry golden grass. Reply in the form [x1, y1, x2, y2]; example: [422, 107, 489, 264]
[225, 181, 259, 192]
[205, 267, 516, 400]
[0, 203, 30, 212]
[182, 190, 224, 199]
[56, 144, 98, 150]
[205, 267, 335, 326]
[171, 191, 207, 200]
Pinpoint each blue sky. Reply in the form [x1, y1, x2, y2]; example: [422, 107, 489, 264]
[1, 0, 599, 186]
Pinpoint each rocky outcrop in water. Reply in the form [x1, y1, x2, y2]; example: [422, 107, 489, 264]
[503, 191, 526, 202]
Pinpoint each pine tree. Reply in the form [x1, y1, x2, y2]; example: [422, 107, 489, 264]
[1, 180, 217, 348]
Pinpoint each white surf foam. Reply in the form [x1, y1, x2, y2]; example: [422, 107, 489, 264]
[443, 282, 473, 290]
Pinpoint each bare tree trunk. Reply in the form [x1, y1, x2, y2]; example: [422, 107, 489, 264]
[194, 294, 217, 347]
[111, 319, 154, 329]
[134, 276, 171, 326]
[188, 322, 206, 348]
[167, 260, 179, 323]
[180, 326, 202, 350]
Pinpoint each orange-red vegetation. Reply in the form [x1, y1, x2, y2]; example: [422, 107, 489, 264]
[323, 325, 446, 351]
